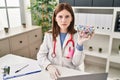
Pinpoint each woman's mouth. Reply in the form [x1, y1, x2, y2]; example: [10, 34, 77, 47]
[62, 24, 67, 26]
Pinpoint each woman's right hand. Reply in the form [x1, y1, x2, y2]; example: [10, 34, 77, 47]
[77, 30, 94, 45]
[47, 64, 61, 80]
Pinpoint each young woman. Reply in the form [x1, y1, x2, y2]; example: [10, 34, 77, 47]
[37, 3, 93, 80]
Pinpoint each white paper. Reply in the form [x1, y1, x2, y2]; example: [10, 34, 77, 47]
[3, 62, 41, 79]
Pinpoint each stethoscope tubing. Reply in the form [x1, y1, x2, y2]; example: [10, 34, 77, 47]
[52, 34, 74, 58]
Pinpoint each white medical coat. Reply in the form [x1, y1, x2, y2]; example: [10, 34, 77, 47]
[37, 32, 85, 71]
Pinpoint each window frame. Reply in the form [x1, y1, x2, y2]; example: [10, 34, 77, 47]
[0, 0, 25, 29]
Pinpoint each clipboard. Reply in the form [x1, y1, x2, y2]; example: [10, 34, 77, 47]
[3, 62, 41, 80]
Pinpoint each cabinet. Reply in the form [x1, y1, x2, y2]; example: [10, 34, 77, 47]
[0, 26, 42, 59]
[59, 0, 74, 6]
[114, 12, 120, 32]
[9, 33, 30, 58]
[114, 0, 120, 7]
[73, 7, 120, 79]
[74, 0, 92, 7]
[92, 0, 113, 7]
[9, 33, 28, 52]
[0, 39, 10, 57]
[29, 41, 41, 59]
[28, 28, 42, 59]
[59, 0, 120, 7]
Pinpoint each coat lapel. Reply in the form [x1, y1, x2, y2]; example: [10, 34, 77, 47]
[56, 35, 62, 55]
[55, 33, 70, 56]
[63, 33, 70, 49]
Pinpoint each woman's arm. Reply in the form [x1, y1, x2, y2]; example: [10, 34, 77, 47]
[37, 33, 51, 70]
[71, 32, 93, 71]
[72, 45, 85, 71]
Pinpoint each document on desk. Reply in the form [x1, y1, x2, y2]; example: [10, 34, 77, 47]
[3, 62, 41, 80]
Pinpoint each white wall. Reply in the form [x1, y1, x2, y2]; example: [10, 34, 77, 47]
[24, 0, 32, 26]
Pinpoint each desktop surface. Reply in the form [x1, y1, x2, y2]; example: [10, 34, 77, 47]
[58, 73, 108, 80]
[0, 54, 87, 80]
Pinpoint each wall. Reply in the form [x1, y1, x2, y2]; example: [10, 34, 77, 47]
[24, 0, 32, 26]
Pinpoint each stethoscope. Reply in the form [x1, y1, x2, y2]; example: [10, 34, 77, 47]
[51, 34, 75, 59]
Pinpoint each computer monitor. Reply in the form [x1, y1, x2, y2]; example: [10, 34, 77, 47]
[57, 73, 108, 80]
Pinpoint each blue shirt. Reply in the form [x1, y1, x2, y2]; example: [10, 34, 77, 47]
[60, 33, 67, 47]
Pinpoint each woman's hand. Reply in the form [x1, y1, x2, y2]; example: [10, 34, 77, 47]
[77, 30, 94, 45]
[47, 64, 61, 80]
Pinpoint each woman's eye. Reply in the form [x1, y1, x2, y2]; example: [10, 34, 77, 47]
[59, 16, 62, 18]
[65, 15, 70, 18]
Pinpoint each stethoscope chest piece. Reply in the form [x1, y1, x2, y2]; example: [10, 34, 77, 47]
[51, 53, 56, 58]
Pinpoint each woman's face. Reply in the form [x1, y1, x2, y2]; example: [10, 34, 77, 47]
[55, 9, 72, 33]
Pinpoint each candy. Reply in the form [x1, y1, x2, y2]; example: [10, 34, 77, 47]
[77, 25, 95, 36]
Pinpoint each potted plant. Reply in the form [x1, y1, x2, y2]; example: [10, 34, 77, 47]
[98, 48, 102, 53]
[22, 23, 26, 28]
[89, 46, 93, 51]
[29, 0, 57, 36]
[4, 27, 9, 33]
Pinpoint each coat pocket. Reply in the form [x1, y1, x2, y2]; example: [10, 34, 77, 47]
[62, 57, 74, 68]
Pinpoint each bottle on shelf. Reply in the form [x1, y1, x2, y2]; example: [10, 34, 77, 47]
[118, 45, 120, 55]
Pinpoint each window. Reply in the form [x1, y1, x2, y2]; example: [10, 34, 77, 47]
[0, 0, 24, 30]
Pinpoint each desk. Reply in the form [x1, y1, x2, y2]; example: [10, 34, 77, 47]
[0, 54, 87, 80]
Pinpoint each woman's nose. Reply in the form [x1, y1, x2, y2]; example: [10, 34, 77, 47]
[61, 17, 67, 22]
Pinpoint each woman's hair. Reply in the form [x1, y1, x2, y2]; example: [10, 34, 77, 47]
[48, 3, 77, 41]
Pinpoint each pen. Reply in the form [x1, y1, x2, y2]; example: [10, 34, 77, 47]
[15, 64, 29, 73]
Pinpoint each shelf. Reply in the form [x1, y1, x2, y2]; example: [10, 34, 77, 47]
[72, 7, 114, 10]
[111, 32, 120, 39]
[109, 55, 120, 64]
[95, 31, 111, 36]
[85, 60, 106, 73]
[73, 6, 120, 79]
[0, 26, 41, 40]
[84, 34, 110, 58]
[111, 39, 120, 58]
[84, 50, 109, 59]
[108, 62, 120, 79]
[85, 64, 106, 73]
[73, 7, 114, 15]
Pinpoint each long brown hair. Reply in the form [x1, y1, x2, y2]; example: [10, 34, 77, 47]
[48, 3, 77, 41]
